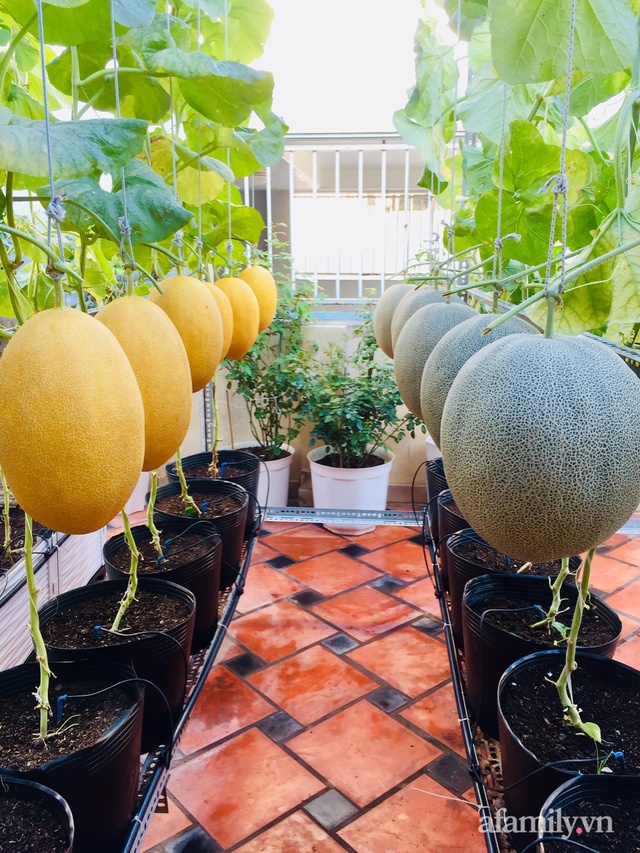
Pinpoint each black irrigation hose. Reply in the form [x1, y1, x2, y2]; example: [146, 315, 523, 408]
[486, 754, 626, 796]
[519, 838, 602, 853]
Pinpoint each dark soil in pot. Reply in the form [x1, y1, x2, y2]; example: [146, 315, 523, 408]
[156, 490, 242, 520]
[315, 453, 385, 469]
[109, 531, 213, 572]
[454, 538, 570, 577]
[0, 507, 45, 571]
[0, 787, 70, 853]
[238, 444, 291, 463]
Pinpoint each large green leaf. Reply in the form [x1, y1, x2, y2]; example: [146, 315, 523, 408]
[199, 0, 274, 63]
[404, 18, 458, 128]
[206, 200, 264, 246]
[458, 65, 538, 144]
[462, 143, 495, 198]
[42, 161, 192, 244]
[2, 0, 153, 46]
[140, 36, 273, 125]
[237, 111, 288, 167]
[444, 0, 488, 39]
[548, 71, 630, 117]
[0, 117, 146, 178]
[475, 189, 555, 265]
[489, 0, 637, 84]
[394, 109, 448, 194]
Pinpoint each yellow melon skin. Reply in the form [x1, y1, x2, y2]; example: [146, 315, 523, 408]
[238, 266, 278, 332]
[97, 296, 193, 472]
[0, 309, 145, 535]
[214, 276, 260, 360]
[206, 283, 234, 359]
[149, 276, 223, 392]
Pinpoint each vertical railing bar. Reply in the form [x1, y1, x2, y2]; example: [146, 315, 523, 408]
[265, 165, 273, 267]
[358, 148, 364, 299]
[243, 176, 250, 206]
[288, 151, 295, 286]
[380, 145, 387, 298]
[312, 149, 318, 298]
[404, 147, 411, 271]
[335, 149, 340, 300]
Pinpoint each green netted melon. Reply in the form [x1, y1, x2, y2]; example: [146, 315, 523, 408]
[390, 286, 461, 351]
[394, 301, 477, 418]
[440, 334, 640, 562]
[420, 313, 538, 448]
[373, 283, 413, 357]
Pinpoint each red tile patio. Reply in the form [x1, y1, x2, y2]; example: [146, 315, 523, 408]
[142, 517, 640, 852]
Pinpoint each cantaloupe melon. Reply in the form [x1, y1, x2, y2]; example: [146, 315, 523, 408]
[373, 283, 414, 358]
[0, 308, 145, 534]
[149, 275, 223, 392]
[97, 296, 192, 472]
[394, 302, 477, 418]
[238, 265, 278, 332]
[214, 276, 260, 360]
[207, 283, 234, 359]
[390, 286, 461, 351]
[420, 313, 538, 448]
[440, 334, 640, 562]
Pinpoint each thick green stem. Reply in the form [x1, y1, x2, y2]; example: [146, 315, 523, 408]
[78, 66, 169, 89]
[614, 87, 640, 210]
[146, 470, 163, 555]
[208, 382, 221, 477]
[0, 239, 26, 325]
[70, 46, 80, 121]
[175, 448, 201, 516]
[532, 556, 570, 629]
[125, 267, 135, 297]
[5, 173, 23, 268]
[24, 513, 53, 741]
[0, 15, 36, 97]
[554, 548, 600, 741]
[0, 224, 82, 282]
[481, 289, 550, 334]
[1, 468, 11, 558]
[111, 509, 139, 632]
[527, 80, 555, 122]
[143, 243, 184, 267]
[578, 117, 608, 167]
[492, 288, 500, 312]
[544, 293, 556, 339]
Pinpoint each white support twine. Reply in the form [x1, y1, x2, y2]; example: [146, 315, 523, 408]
[196, 0, 204, 277]
[493, 82, 510, 282]
[446, 0, 463, 258]
[223, 0, 234, 267]
[35, 0, 66, 277]
[543, 0, 578, 297]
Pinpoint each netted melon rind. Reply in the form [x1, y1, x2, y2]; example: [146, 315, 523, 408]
[394, 302, 477, 418]
[420, 313, 538, 448]
[390, 287, 461, 350]
[440, 334, 640, 562]
[373, 283, 414, 357]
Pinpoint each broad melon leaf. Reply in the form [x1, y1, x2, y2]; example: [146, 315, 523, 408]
[458, 67, 539, 145]
[394, 109, 449, 194]
[206, 201, 264, 246]
[444, 0, 488, 39]
[405, 20, 458, 129]
[475, 189, 555, 265]
[200, 0, 274, 64]
[489, 0, 636, 84]
[238, 111, 288, 168]
[140, 38, 273, 126]
[462, 144, 494, 199]
[41, 161, 192, 245]
[548, 71, 630, 118]
[0, 117, 147, 179]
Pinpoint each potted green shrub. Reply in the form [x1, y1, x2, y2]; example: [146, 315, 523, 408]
[224, 243, 318, 508]
[302, 305, 425, 534]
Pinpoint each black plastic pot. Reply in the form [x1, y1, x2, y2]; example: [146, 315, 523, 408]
[153, 479, 249, 589]
[538, 774, 640, 850]
[447, 528, 581, 650]
[426, 458, 448, 543]
[437, 489, 467, 590]
[165, 449, 260, 537]
[463, 575, 621, 739]
[497, 650, 640, 851]
[39, 577, 196, 753]
[0, 776, 74, 853]
[0, 659, 143, 853]
[103, 520, 222, 654]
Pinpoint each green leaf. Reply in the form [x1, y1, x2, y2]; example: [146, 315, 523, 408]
[394, 109, 448, 194]
[580, 722, 602, 743]
[489, 0, 637, 84]
[43, 161, 192, 245]
[475, 189, 555, 265]
[462, 143, 495, 198]
[200, 0, 274, 63]
[549, 70, 630, 117]
[444, 0, 488, 39]
[0, 116, 147, 178]
[206, 200, 264, 246]
[458, 65, 540, 145]
[237, 111, 288, 168]
[140, 37, 274, 126]
[405, 18, 458, 128]
[15, 39, 39, 73]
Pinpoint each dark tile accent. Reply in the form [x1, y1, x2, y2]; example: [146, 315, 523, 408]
[291, 589, 325, 607]
[368, 686, 410, 713]
[370, 575, 407, 593]
[258, 528, 272, 538]
[412, 614, 444, 636]
[257, 710, 304, 743]
[266, 555, 296, 569]
[155, 827, 222, 853]
[408, 533, 426, 546]
[322, 633, 359, 654]
[426, 752, 474, 797]
[303, 789, 359, 830]
[225, 652, 267, 678]
[340, 543, 371, 558]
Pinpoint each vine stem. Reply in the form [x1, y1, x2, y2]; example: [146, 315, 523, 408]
[0, 224, 82, 282]
[0, 238, 27, 325]
[175, 448, 202, 516]
[111, 508, 139, 632]
[208, 382, 221, 477]
[0, 15, 37, 97]
[146, 470, 163, 555]
[554, 547, 600, 741]
[532, 556, 571, 629]
[544, 293, 556, 338]
[5, 174, 23, 268]
[24, 513, 53, 741]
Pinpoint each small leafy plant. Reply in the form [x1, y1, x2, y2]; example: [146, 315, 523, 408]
[225, 239, 318, 460]
[302, 304, 426, 468]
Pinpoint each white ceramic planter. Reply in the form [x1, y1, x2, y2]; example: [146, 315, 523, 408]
[308, 445, 394, 535]
[223, 442, 294, 509]
[425, 434, 442, 461]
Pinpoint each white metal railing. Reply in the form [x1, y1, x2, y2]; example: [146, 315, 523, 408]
[242, 133, 442, 303]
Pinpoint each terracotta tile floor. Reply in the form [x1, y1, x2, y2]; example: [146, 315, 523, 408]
[142, 516, 640, 852]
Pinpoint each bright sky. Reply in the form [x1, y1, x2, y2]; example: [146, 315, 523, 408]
[260, 0, 424, 134]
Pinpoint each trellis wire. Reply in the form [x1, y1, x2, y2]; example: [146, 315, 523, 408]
[166, 3, 184, 267]
[446, 0, 463, 258]
[543, 0, 578, 297]
[223, 0, 234, 267]
[493, 82, 509, 283]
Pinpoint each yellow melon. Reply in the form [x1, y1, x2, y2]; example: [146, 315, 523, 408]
[0, 308, 145, 534]
[214, 276, 260, 360]
[238, 265, 278, 331]
[97, 296, 193, 472]
[206, 282, 234, 359]
[149, 275, 223, 392]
